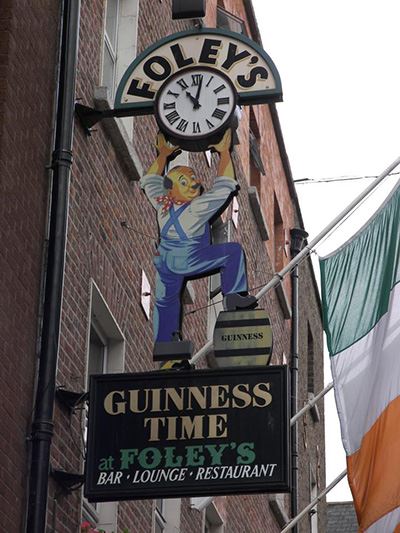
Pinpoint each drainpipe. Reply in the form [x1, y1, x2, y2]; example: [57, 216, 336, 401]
[289, 228, 309, 533]
[26, 1, 80, 531]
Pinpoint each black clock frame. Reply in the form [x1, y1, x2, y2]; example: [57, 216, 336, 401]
[154, 66, 238, 152]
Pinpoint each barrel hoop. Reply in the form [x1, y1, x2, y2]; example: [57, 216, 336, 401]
[214, 318, 270, 328]
[214, 347, 272, 357]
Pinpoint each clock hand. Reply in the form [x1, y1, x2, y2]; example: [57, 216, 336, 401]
[193, 77, 203, 109]
[185, 91, 202, 108]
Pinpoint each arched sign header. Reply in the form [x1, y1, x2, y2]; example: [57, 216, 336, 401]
[115, 28, 282, 114]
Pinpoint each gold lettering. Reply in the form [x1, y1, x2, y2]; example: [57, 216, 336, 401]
[180, 415, 204, 440]
[208, 414, 228, 438]
[165, 388, 185, 411]
[144, 417, 166, 441]
[210, 385, 229, 408]
[167, 416, 178, 440]
[150, 388, 161, 412]
[104, 390, 126, 415]
[187, 386, 208, 410]
[253, 382, 272, 407]
[232, 383, 252, 408]
[129, 389, 149, 413]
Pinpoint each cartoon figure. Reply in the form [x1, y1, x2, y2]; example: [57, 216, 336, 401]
[140, 130, 257, 347]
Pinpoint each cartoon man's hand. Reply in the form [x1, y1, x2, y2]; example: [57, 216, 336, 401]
[156, 132, 179, 157]
[209, 128, 232, 154]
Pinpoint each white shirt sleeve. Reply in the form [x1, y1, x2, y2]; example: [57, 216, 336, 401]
[190, 176, 238, 221]
[140, 173, 164, 209]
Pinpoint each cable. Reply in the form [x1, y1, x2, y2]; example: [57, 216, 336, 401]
[120, 220, 158, 241]
[294, 171, 399, 184]
[312, 175, 399, 252]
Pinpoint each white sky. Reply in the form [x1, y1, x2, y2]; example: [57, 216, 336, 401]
[253, 0, 400, 502]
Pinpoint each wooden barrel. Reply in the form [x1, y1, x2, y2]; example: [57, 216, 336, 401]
[213, 309, 273, 366]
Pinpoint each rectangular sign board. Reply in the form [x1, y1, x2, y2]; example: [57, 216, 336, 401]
[85, 366, 290, 502]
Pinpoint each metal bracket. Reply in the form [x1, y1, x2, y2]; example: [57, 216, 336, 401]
[56, 387, 88, 412]
[51, 468, 85, 494]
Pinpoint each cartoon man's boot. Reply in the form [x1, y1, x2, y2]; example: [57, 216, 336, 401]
[223, 293, 258, 311]
[153, 331, 193, 362]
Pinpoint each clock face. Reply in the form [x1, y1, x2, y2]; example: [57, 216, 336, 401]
[155, 67, 237, 141]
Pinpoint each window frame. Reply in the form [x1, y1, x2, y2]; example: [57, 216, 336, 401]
[216, 5, 247, 35]
[102, 0, 120, 97]
[81, 280, 125, 531]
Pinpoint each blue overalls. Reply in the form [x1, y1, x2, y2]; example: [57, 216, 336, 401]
[154, 203, 248, 341]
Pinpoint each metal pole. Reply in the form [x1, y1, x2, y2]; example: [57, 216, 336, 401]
[26, 1, 80, 531]
[288, 228, 308, 532]
[291, 382, 333, 426]
[290, 261, 299, 532]
[281, 470, 347, 533]
[189, 156, 400, 366]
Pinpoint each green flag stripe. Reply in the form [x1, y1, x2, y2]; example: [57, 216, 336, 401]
[320, 183, 400, 357]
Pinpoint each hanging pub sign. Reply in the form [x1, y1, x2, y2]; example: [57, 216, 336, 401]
[84, 366, 290, 502]
[75, 28, 282, 143]
[115, 28, 282, 114]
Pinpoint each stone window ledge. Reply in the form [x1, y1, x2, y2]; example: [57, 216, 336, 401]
[93, 86, 143, 181]
[248, 186, 269, 241]
[269, 495, 290, 528]
[275, 282, 292, 319]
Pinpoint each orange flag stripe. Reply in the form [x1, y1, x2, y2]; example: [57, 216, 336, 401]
[347, 395, 400, 531]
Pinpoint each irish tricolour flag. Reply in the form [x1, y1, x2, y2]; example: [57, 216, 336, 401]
[320, 181, 400, 532]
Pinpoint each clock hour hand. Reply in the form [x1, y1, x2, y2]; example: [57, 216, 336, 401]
[185, 89, 202, 110]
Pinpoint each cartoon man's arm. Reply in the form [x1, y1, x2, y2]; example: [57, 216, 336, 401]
[190, 129, 237, 219]
[146, 132, 179, 176]
[210, 129, 235, 180]
[141, 133, 179, 208]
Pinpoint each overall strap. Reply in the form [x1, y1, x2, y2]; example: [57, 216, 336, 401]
[161, 203, 190, 240]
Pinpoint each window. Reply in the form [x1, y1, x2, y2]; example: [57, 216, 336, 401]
[82, 281, 125, 532]
[309, 468, 318, 533]
[102, 0, 120, 93]
[273, 194, 285, 272]
[217, 5, 246, 35]
[153, 498, 181, 533]
[154, 499, 166, 533]
[207, 218, 232, 341]
[203, 503, 224, 533]
[101, 0, 139, 138]
[307, 324, 315, 394]
[249, 108, 265, 194]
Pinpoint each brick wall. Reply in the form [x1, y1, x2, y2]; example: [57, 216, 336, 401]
[0, 1, 59, 531]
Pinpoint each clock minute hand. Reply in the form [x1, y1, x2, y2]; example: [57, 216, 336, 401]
[193, 77, 203, 109]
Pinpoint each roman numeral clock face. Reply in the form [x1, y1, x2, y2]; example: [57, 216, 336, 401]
[155, 67, 237, 147]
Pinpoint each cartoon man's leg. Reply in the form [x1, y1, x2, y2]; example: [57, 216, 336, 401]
[154, 269, 184, 342]
[190, 242, 257, 310]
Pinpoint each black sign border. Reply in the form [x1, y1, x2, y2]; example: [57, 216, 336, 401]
[85, 366, 290, 502]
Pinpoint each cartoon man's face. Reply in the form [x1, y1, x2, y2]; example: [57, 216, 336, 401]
[167, 167, 202, 203]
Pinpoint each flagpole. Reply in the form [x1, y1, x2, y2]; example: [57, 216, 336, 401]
[190, 155, 400, 366]
[291, 382, 333, 426]
[280, 470, 347, 533]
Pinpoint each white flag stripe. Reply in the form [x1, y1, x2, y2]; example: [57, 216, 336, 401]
[331, 282, 400, 455]
[365, 505, 400, 532]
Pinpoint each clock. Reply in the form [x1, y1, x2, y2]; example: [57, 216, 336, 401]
[155, 66, 237, 151]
